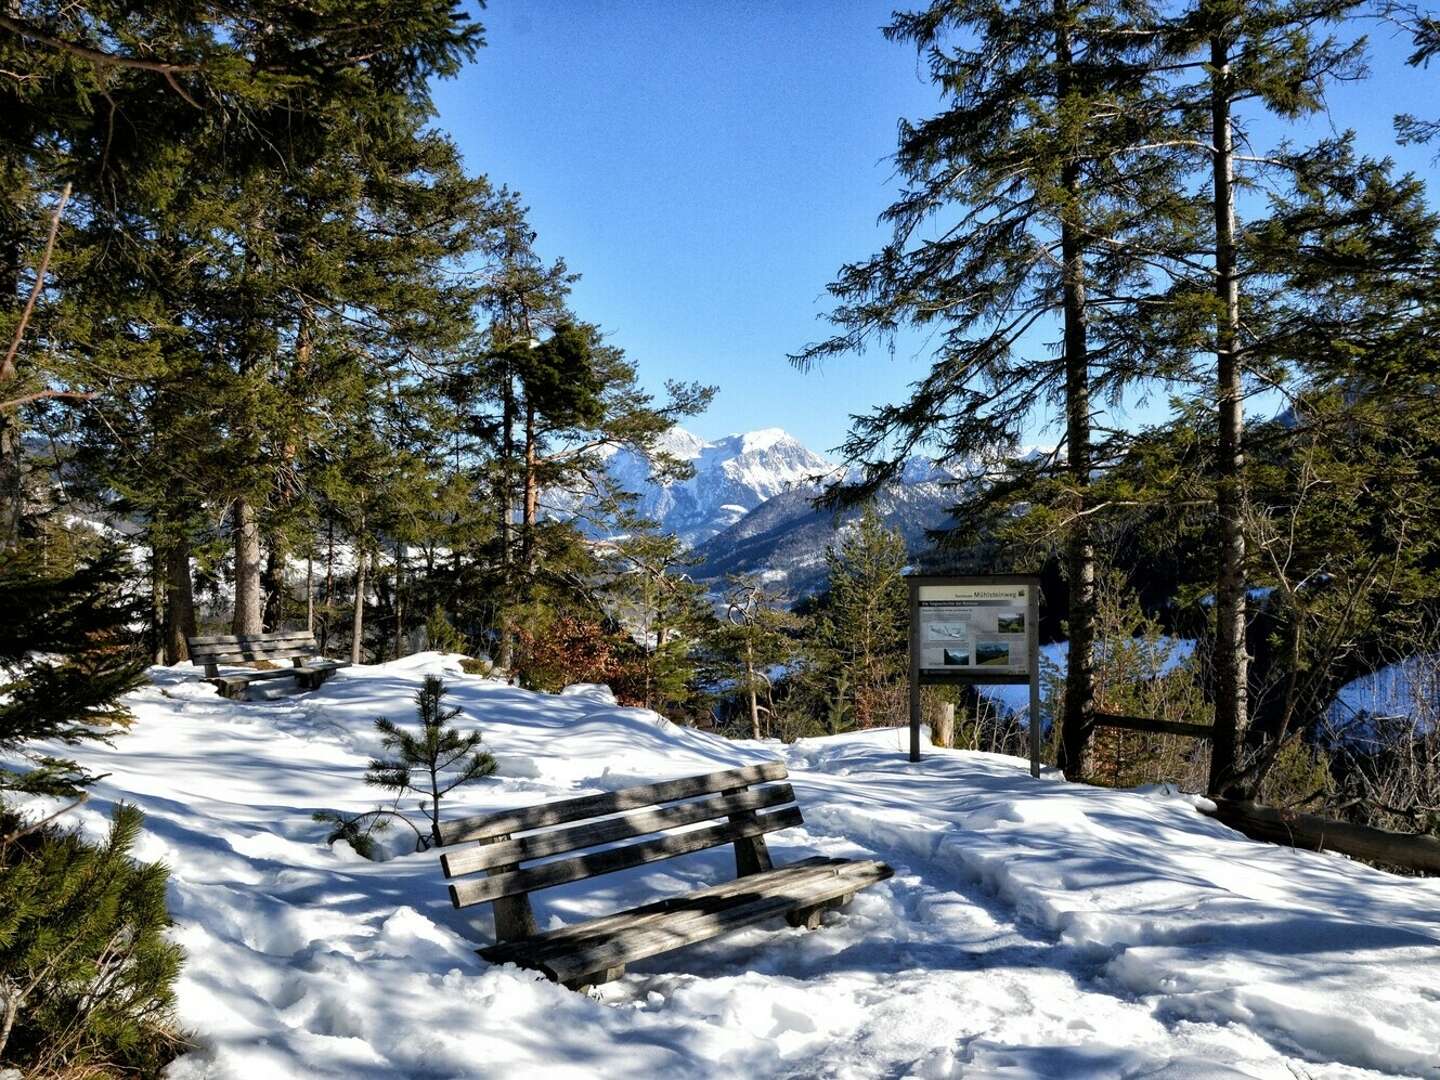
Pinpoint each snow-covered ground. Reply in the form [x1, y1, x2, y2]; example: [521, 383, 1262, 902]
[11, 654, 1440, 1079]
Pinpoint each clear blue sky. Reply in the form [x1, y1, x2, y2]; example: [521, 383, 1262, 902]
[433, 2, 1439, 456]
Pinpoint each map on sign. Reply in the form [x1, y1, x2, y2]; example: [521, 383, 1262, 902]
[916, 583, 1031, 676]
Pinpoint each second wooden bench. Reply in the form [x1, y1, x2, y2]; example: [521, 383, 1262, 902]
[437, 762, 893, 989]
[187, 630, 349, 699]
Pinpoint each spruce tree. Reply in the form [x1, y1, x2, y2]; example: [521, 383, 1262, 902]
[1154, 0, 1367, 795]
[812, 506, 910, 729]
[793, 0, 1198, 778]
[367, 674, 497, 847]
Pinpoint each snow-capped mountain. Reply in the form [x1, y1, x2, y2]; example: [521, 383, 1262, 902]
[690, 468, 967, 597]
[605, 427, 836, 546]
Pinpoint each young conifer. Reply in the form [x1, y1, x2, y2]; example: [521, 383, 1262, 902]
[366, 675, 497, 847]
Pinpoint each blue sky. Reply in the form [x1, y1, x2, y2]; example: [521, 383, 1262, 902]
[433, 1, 1439, 456]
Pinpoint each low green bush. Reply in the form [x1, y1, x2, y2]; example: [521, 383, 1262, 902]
[0, 802, 186, 1077]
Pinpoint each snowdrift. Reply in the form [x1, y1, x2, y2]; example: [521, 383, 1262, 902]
[10, 654, 1440, 1079]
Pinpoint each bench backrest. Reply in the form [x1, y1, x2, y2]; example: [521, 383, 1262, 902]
[187, 631, 322, 671]
[438, 762, 798, 909]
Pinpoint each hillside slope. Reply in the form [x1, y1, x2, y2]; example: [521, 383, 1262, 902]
[9, 656, 1440, 1079]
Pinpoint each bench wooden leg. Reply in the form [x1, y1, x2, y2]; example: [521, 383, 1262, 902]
[563, 965, 625, 991]
[487, 834, 538, 943]
[786, 891, 855, 931]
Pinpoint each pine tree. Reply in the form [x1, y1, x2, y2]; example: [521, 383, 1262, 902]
[0, 545, 146, 795]
[0, 802, 184, 1073]
[704, 578, 799, 740]
[792, 0, 1199, 779]
[812, 506, 910, 729]
[607, 523, 715, 717]
[1153, 0, 1367, 795]
[366, 675, 497, 846]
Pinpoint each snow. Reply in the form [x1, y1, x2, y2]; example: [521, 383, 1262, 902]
[1331, 653, 1438, 729]
[9, 654, 1440, 1079]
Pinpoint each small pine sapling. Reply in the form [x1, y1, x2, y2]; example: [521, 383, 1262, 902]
[365, 675, 496, 847]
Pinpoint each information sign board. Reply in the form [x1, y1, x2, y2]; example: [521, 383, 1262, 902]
[907, 575, 1042, 777]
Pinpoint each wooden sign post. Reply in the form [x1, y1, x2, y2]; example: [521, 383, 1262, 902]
[907, 574, 1043, 778]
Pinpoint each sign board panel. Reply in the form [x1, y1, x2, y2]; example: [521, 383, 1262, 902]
[916, 582, 1032, 678]
[907, 574, 1042, 778]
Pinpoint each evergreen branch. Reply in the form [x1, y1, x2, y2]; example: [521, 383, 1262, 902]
[0, 16, 203, 106]
[2, 184, 70, 388]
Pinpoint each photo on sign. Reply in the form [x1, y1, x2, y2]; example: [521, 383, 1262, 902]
[975, 641, 1010, 667]
[927, 623, 970, 640]
[943, 648, 970, 666]
[997, 614, 1025, 634]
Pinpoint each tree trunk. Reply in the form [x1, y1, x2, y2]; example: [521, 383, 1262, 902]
[162, 534, 197, 664]
[0, 412, 20, 552]
[393, 540, 405, 660]
[262, 541, 284, 632]
[305, 553, 314, 634]
[1055, 0, 1096, 783]
[745, 641, 761, 740]
[935, 702, 956, 749]
[324, 516, 335, 606]
[523, 399, 538, 577]
[232, 496, 263, 635]
[0, 227, 23, 553]
[1208, 34, 1249, 798]
[496, 361, 516, 671]
[351, 546, 367, 665]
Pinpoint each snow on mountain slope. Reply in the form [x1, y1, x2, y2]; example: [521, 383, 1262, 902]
[600, 426, 836, 546]
[10, 656, 1440, 1079]
[691, 471, 961, 597]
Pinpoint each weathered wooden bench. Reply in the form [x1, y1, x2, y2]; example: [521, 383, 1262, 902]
[437, 762, 893, 990]
[186, 631, 350, 699]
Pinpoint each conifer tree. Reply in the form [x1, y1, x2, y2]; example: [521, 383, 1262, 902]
[1153, 0, 1367, 794]
[793, 0, 1197, 778]
[367, 675, 497, 847]
[811, 507, 910, 729]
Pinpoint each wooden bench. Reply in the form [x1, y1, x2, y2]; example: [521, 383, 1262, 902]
[186, 631, 350, 699]
[437, 762, 893, 990]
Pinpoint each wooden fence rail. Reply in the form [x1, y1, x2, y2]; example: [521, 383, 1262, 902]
[1091, 713, 1214, 740]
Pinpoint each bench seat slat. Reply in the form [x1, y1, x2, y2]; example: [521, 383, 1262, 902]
[441, 784, 796, 878]
[491, 860, 895, 983]
[438, 762, 789, 846]
[187, 632, 317, 646]
[191, 648, 321, 664]
[449, 805, 803, 907]
[482, 856, 840, 964]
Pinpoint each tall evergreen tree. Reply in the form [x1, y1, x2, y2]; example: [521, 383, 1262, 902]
[1155, 0, 1366, 794]
[792, 0, 1198, 778]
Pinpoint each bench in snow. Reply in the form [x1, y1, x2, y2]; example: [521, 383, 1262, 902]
[437, 762, 893, 990]
[186, 631, 349, 699]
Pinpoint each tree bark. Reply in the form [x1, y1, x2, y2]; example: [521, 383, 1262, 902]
[306, 553, 314, 634]
[0, 412, 20, 552]
[1055, 0, 1096, 782]
[393, 539, 405, 660]
[745, 641, 761, 740]
[522, 399, 538, 576]
[162, 534, 197, 664]
[231, 496, 263, 635]
[351, 546, 367, 665]
[1208, 33, 1249, 798]
[262, 541, 284, 632]
[0, 225, 21, 552]
[496, 356, 515, 671]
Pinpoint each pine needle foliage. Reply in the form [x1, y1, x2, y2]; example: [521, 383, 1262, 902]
[0, 803, 185, 1076]
[365, 675, 496, 846]
[0, 545, 147, 795]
